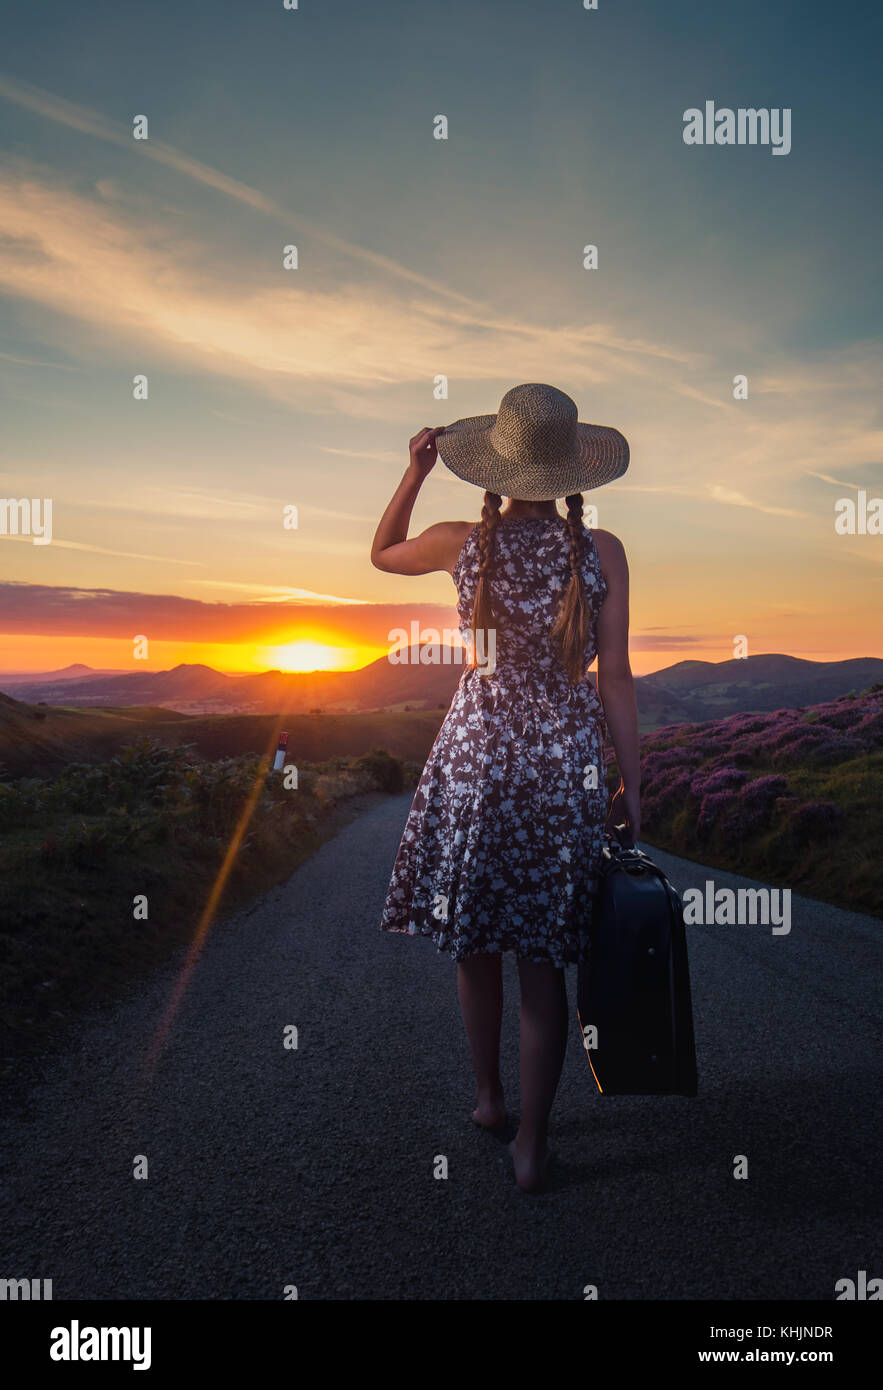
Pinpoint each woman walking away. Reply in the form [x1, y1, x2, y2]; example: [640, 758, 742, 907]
[371, 383, 640, 1191]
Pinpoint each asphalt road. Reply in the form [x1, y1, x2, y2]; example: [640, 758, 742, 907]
[1, 793, 880, 1300]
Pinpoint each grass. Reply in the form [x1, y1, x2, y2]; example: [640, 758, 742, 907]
[0, 698, 447, 780]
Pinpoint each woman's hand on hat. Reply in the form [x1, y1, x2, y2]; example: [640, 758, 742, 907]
[408, 426, 446, 478]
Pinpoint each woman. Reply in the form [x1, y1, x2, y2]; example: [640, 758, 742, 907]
[371, 383, 640, 1191]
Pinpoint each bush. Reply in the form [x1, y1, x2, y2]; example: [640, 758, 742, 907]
[690, 766, 749, 796]
[189, 755, 266, 836]
[632, 684, 882, 916]
[352, 747, 405, 794]
[697, 790, 737, 836]
[787, 801, 842, 838]
[804, 736, 869, 766]
[739, 774, 790, 810]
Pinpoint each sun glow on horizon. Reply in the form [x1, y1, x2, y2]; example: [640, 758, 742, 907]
[259, 641, 374, 672]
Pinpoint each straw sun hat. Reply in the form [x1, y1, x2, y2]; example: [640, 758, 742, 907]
[436, 383, 629, 501]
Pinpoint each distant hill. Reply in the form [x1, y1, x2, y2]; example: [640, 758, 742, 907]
[1, 652, 881, 730]
[2, 662, 240, 707]
[644, 655, 883, 720]
[0, 663, 129, 685]
[0, 652, 466, 714]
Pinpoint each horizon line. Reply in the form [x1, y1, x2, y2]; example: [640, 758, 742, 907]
[2, 650, 882, 684]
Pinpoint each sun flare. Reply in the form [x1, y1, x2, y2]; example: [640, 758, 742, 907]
[261, 641, 359, 672]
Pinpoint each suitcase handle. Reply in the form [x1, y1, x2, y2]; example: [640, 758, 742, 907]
[605, 823, 649, 874]
[609, 822, 636, 850]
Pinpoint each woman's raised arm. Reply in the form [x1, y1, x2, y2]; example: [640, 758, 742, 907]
[371, 426, 471, 575]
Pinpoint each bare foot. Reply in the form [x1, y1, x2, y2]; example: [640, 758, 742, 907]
[508, 1137, 553, 1191]
[472, 1088, 506, 1130]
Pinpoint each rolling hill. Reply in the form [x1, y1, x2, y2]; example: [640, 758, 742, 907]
[0, 651, 467, 714]
[1, 654, 881, 749]
[0, 663, 129, 685]
[0, 691, 448, 780]
[644, 655, 883, 717]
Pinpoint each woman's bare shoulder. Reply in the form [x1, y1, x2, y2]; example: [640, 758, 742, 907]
[590, 528, 628, 580]
[591, 527, 627, 557]
[445, 519, 477, 551]
[441, 520, 478, 574]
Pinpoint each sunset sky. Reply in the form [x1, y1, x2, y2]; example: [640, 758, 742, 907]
[1, 0, 881, 678]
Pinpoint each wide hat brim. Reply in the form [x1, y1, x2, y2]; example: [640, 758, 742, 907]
[437, 414, 629, 501]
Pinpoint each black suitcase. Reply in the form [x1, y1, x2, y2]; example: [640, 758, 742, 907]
[577, 830, 698, 1096]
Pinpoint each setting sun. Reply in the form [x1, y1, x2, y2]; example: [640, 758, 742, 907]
[260, 641, 365, 672]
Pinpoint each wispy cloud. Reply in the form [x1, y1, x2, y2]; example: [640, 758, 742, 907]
[0, 164, 703, 411]
[188, 579, 368, 604]
[630, 634, 704, 651]
[0, 80, 880, 532]
[0, 581, 456, 643]
[806, 470, 864, 491]
[320, 446, 403, 463]
[0, 349, 80, 371]
[707, 485, 809, 519]
[674, 383, 730, 411]
[1, 533, 205, 565]
[0, 75, 479, 307]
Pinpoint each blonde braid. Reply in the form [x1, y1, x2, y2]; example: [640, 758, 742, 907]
[471, 491, 502, 666]
[550, 493, 592, 682]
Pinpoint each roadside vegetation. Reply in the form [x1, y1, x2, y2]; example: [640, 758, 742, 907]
[622, 685, 883, 917]
[0, 738, 418, 1092]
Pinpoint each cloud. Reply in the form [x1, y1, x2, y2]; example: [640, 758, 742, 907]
[0, 81, 879, 516]
[706, 485, 809, 519]
[630, 634, 704, 650]
[0, 349, 80, 371]
[1, 533, 205, 565]
[674, 384, 730, 411]
[79, 485, 282, 523]
[0, 580, 458, 644]
[320, 446, 404, 463]
[187, 580, 369, 605]
[0, 165, 702, 412]
[0, 74, 479, 307]
[806, 470, 865, 491]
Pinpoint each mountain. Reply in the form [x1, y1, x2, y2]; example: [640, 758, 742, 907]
[644, 655, 883, 720]
[0, 663, 129, 685]
[0, 653, 465, 713]
[1, 662, 240, 708]
[1, 652, 881, 727]
[630, 675, 698, 732]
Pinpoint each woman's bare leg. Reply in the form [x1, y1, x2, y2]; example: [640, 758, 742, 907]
[510, 958, 568, 1189]
[457, 951, 505, 1128]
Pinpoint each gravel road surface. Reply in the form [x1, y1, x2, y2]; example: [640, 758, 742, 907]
[1, 793, 879, 1300]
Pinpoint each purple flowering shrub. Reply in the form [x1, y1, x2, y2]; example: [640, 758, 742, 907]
[690, 766, 749, 796]
[803, 697, 865, 731]
[739, 773, 790, 810]
[641, 747, 701, 775]
[804, 735, 870, 765]
[697, 790, 738, 836]
[857, 708, 883, 745]
[632, 687, 883, 915]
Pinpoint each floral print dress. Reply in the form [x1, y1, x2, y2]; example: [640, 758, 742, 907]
[378, 515, 609, 967]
